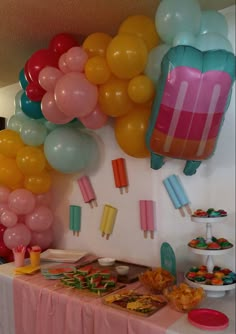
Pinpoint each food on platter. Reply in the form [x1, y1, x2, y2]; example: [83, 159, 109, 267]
[192, 208, 227, 218]
[139, 267, 175, 293]
[60, 264, 122, 295]
[103, 289, 167, 316]
[186, 265, 236, 286]
[188, 236, 233, 250]
[163, 283, 204, 313]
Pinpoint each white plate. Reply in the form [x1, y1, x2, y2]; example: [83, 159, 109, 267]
[40, 249, 87, 263]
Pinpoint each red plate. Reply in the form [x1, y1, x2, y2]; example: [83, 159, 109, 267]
[188, 308, 229, 330]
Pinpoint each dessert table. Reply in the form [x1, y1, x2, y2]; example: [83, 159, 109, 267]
[0, 262, 235, 334]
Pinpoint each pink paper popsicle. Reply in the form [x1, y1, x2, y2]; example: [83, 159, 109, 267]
[77, 176, 97, 208]
[139, 200, 148, 238]
[146, 200, 155, 239]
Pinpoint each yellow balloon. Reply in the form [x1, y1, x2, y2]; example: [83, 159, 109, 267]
[24, 170, 52, 194]
[0, 129, 24, 158]
[85, 56, 111, 85]
[83, 32, 112, 58]
[114, 106, 151, 158]
[0, 156, 24, 189]
[16, 146, 46, 176]
[106, 33, 148, 79]
[118, 15, 160, 51]
[128, 75, 155, 104]
[98, 76, 134, 117]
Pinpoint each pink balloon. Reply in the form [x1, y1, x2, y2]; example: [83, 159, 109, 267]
[38, 66, 63, 91]
[3, 223, 31, 250]
[65, 47, 88, 72]
[0, 203, 8, 216]
[0, 186, 11, 203]
[35, 191, 52, 207]
[80, 104, 108, 129]
[0, 209, 18, 228]
[30, 228, 53, 250]
[54, 72, 98, 118]
[58, 53, 71, 73]
[25, 206, 54, 232]
[8, 189, 36, 215]
[41, 91, 74, 124]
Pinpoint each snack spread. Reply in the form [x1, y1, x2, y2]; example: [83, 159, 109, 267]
[188, 236, 233, 250]
[186, 265, 236, 286]
[139, 267, 175, 293]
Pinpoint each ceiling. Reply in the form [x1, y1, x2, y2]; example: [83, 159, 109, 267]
[0, 0, 234, 88]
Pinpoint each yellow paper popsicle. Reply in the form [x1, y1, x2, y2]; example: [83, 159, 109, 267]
[104, 205, 117, 239]
[99, 205, 110, 237]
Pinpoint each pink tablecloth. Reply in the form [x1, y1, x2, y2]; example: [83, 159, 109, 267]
[13, 273, 183, 334]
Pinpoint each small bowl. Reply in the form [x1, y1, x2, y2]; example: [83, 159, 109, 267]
[116, 265, 129, 275]
[98, 257, 115, 266]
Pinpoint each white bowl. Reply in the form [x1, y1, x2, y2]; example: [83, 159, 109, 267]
[115, 265, 129, 275]
[98, 257, 115, 266]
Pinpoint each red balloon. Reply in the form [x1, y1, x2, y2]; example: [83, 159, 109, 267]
[24, 60, 32, 83]
[49, 33, 78, 56]
[6, 251, 14, 263]
[0, 240, 11, 258]
[27, 49, 60, 83]
[25, 82, 46, 102]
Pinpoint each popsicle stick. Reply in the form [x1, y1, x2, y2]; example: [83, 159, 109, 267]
[179, 207, 185, 217]
[150, 231, 154, 239]
[143, 231, 148, 239]
[185, 204, 192, 215]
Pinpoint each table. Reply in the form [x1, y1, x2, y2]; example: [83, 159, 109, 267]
[0, 262, 235, 334]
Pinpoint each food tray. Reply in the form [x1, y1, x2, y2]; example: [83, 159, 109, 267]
[40, 249, 87, 263]
[102, 289, 167, 317]
[80, 259, 151, 283]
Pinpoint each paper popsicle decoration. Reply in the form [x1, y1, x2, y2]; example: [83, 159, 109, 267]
[69, 205, 81, 236]
[111, 158, 129, 194]
[163, 174, 192, 217]
[77, 175, 97, 208]
[100, 204, 118, 240]
[139, 200, 155, 239]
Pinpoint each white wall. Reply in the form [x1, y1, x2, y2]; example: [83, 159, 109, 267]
[0, 7, 235, 273]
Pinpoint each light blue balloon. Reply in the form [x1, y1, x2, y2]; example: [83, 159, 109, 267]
[20, 119, 48, 146]
[155, 0, 201, 45]
[173, 32, 196, 48]
[7, 114, 29, 133]
[44, 127, 99, 174]
[144, 44, 170, 84]
[14, 90, 24, 109]
[199, 11, 228, 37]
[196, 33, 233, 52]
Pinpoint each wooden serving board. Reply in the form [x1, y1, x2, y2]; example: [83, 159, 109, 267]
[78, 259, 151, 284]
[102, 290, 167, 317]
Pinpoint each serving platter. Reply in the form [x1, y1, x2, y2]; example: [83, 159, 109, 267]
[40, 249, 87, 263]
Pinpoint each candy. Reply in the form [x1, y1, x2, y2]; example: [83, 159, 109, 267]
[139, 200, 155, 239]
[111, 158, 129, 194]
[163, 174, 191, 217]
[77, 175, 97, 208]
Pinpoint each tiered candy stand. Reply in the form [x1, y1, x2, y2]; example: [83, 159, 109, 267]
[185, 216, 235, 298]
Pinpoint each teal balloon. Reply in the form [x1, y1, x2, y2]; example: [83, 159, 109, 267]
[173, 32, 196, 47]
[196, 33, 233, 52]
[19, 68, 29, 90]
[144, 44, 170, 84]
[44, 127, 99, 174]
[14, 90, 24, 109]
[155, 0, 201, 45]
[20, 92, 44, 119]
[7, 114, 29, 133]
[20, 119, 48, 146]
[200, 11, 228, 37]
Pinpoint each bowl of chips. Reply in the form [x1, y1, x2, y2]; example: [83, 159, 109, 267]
[163, 283, 205, 313]
[139, 267, 175, 293]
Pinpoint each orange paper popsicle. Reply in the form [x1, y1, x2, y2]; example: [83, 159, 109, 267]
[111, 158, 129, 194]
